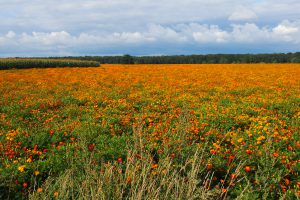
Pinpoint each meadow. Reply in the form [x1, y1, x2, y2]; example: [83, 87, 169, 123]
[0, 64, 299, 199]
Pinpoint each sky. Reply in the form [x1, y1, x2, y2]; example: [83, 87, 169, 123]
[0, 0, 300, 57]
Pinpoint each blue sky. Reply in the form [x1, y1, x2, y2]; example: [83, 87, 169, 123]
[0, 0, 300, 56]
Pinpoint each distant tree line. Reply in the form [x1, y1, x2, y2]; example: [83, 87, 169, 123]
[40, 52, 300, 64]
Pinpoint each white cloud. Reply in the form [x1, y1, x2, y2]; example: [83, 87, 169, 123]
[111, 32, 153, 43]
[21, 31, 73, 46]
[1, 0, 299, 33]
[0, 0, 240, 33]
[231, 23, 270, 43]
[272, 21, 300, 43]
[273, 23, 299, 35]
[192, 25, 230, 43]
[146, 24, 187, 42]
[1, 20, 300, 56]
[229, 6, 258, 21]
[6, 31, 16, 39]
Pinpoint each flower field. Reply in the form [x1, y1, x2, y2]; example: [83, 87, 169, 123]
[0, 64, 299, 199]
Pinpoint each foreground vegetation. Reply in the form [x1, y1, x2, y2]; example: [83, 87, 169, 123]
[0, 64, 299, 199]
[0, 59, 100, 70]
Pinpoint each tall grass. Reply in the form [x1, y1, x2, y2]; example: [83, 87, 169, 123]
[29, 123, 221, 200]
[28, 120, 288, 200]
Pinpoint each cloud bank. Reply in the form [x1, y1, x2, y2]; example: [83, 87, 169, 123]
[0, 0, 300, 56]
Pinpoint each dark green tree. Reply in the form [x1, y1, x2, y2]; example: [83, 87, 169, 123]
[122, 54, 134, 64]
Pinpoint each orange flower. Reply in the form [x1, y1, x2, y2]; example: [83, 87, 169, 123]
[151, 164, 158, 169]
[284, 179, 291, 185]
[273, 152, 279, 157]
[126, 177, 132, 184]
[230, 173, 237, 179]
[54, 191, 59, 198]
[245, 166, 251, 172]
[221, 188, 227, 193]
[207, 163, 213, 170]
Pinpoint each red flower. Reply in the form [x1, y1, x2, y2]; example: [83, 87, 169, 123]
[245, 150, 252, 155]
[227, 155, 235, 165]
[117, 157, 123, 163]
[49, 130, 54, 135]
[210, 149, 216, 154]
[88, 144, 95, 151]
[23, 182, 28, 188]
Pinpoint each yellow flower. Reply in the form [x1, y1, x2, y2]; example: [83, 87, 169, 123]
[34, 170, 40, 176]
[151, 170, 158, 175]
[213, 143, 220, 149]
[18, 165, 26, 173]
[37, 188, 43, 193]
[281, 136, 288, 141]
[257, 136, 266, 141]
[26, 158, 33, 163]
